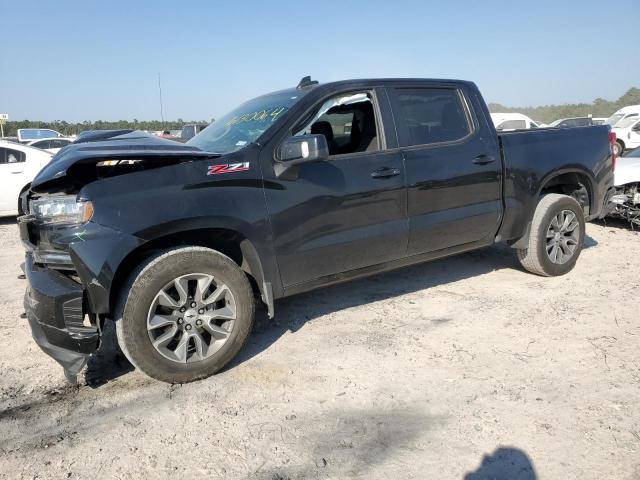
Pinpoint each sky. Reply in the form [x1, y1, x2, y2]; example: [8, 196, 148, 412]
[1, 0, 639, 122]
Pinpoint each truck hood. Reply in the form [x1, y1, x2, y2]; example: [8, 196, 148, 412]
[32, 130, 217, 191]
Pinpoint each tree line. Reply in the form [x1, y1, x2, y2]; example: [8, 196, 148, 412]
[2, 87, 639, 135]
[0, 119, 210, 137]
[488, 87, 640, 124]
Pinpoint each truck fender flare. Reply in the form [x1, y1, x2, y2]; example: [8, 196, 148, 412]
[536, 167, 596, 208]
[509, 168, 594, 249]
[508, 222, 531, 249]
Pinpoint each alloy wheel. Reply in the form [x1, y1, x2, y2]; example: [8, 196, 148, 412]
[146, 273, 236, 363]
[545, 209, 580, 264]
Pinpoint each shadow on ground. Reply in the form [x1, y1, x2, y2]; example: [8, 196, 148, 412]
[225, 238, 598, 371]
[84, 238, 600, 382]
[0, 217, 17, 226]
[84, 321, 134, 387]
[244, 406, 436, 479]
[593, 216, 639, 232]
[464, 447, 537, 480]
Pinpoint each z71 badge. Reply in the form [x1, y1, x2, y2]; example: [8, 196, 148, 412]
[207, 162, 250, 175]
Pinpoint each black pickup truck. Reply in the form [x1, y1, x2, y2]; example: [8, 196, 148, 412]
[19, 77, 615, 383]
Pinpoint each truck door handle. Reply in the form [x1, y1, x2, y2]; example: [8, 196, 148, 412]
[11, 170, 24, 174]
[473, 154, 495, 165]
[371, 167, 401, 178]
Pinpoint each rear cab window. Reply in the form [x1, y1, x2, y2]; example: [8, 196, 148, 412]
[388, 87, 472, 147]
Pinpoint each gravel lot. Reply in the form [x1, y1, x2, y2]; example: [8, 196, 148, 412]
[0, 217, 639, 479]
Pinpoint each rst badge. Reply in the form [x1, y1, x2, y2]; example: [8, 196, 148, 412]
[207, 162, 250, 175]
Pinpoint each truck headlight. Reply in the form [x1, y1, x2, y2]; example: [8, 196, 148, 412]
[30, 196, 94, 225]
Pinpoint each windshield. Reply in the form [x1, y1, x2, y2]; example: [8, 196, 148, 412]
[19, 129, 59, 140]
[549, 119, 563, 127]
[605, 114, 624, 126]
[615, 117, 640, 129]
[188, 90, 305, 154]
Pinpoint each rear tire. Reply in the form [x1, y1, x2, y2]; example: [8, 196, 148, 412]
[517, 194, 585, 276]
[115, 246, 254, 383]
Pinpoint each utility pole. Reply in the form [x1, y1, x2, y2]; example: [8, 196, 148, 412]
[0, 114, 8, 138]
[158, 73, 165, 123]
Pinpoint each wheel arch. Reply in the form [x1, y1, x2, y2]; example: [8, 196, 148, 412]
[109, 226, 274, 319]
[537, 168, 595, 215]
[509, 168, 594, 249]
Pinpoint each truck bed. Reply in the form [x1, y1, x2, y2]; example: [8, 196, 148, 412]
[496, 125, 614, 243]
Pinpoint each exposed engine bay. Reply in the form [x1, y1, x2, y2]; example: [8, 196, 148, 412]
[609, 183, 640, 227]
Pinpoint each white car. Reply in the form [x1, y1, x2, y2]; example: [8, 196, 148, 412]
[605, 105, 640, 127]
[611, 117, 640, 156]
[609, 148, 640, 226]
[0, 140, 53, 216]
[490, 113, 540, 131]
[17, 128, 64, 143]
[27, 137, 74, 154]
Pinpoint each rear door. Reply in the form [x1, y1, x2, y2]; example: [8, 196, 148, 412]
[387, 83, 502, 255]
[263, 87, 408, 287]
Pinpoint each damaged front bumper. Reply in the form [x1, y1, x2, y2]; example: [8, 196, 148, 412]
[19, 214, 143, 383]
[23, 253, 99, 382]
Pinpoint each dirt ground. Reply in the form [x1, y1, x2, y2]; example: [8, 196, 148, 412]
[0, 218, 639, 480]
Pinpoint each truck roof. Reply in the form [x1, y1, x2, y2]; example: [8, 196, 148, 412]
[309, 77, 474, 89]
[614, 105, 640, 114]
[263, 78, 476, 98]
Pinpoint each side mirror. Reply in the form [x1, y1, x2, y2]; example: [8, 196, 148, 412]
[278, 134, 329, 165]
[632, 123, 640, 132]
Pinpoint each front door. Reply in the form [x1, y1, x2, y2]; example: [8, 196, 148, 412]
[263, 89, 408, 288]
[387, 85, 503, 255]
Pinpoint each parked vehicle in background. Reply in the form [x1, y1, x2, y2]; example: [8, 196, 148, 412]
[490, 113, 540, 131]
[76, 129, 132, 142]
[157, 130, 179, 140]
[606, 105, 640, 127]
[17, 128, 63, 143]
[592, 118, 607, 125]
[19, 77, 615, 384]
[0, 140, 52, 216]
[548, 117, 593, 128]
[609, 147, 640, 226]
[176, 123, 208, 142]
[27, 137, 74, 154]
[610, 117, 640, 156]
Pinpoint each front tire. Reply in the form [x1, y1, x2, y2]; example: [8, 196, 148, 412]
[115, 247, 254, 383]
[517, 194, 585, 276]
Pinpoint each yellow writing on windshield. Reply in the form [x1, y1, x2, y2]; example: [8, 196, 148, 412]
[226, 106, 287, 127]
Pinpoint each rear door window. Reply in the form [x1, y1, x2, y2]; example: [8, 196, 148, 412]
[0, 148, 26, 163]
[389, 88, 471, 147]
